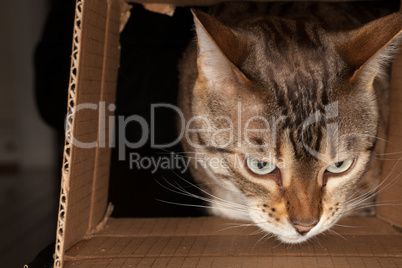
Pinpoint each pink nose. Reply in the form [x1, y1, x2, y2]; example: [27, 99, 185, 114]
[293, 224, 316, 235]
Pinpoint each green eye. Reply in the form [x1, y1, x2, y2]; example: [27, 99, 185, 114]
[246, 158, 276, 175]
[326, 159, 354, 174]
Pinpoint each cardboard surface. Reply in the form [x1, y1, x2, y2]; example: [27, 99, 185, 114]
[63, 257, 402, 268]
[86, 0, 122, 232]
[377, 49, 402, 228]
[62, 217, 402, 267]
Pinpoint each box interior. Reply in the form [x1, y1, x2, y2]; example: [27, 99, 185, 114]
[63, 217, 402, 267]
[54, 0, 402, 267]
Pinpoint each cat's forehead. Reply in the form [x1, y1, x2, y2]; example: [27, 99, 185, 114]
[242, 18, 343, 90]
[238, 20, 346, 134]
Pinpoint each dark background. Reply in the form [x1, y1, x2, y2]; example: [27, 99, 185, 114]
[108, 4, 206, 218]
[36, 2, 207, 220]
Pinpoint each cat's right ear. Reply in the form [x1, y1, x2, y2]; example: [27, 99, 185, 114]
[191, 9, 250, 94]
[335, 12, 402, 84]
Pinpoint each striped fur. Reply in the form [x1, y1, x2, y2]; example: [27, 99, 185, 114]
[178, 2, 401, 243]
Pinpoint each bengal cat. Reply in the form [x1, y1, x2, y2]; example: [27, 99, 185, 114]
[178, 2, 402, 243]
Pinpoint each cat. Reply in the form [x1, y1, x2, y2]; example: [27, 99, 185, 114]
[177, 2, 402, 244]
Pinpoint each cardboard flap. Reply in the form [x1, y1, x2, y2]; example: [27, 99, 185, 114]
[54, 0, 128, 267]
[377, 48, 402, 228]
[143, 3, 175, 16]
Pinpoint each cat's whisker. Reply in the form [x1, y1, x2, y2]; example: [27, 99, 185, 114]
[159, 197, 249, 216]
[163, 172, 247, 208]
[218, 220, 275, 237]
[311, 236, 324, 249]
[344, 191, 376, 211]
[164, 170, 266, 216]
[347, 181, 377, 201]
[156, 177, 251, 215]
[252, 233, 271, 251]
[344, 154, 402, 213]
[344, 157, 402, 209]
[373, 156, 402, 161]
[373, 149, 402, 159]
[342, 133, 391, 144]
[272, 239, 286, 249]
[374, 151, 402, 156]
[156, 194, 249, 216]
[344, 173, 402, 214]
[349, 169, 402, 209]
[326, 229, 349, 242]
[215, 222, 262, 234]
[346, 202, 402, 214]
[251, 233, 264, 251]
[172, 164, 270, 215]
[333, 223, 363, 229]
[352, 198, 402, 208]
[249, 229, 268, 236]
[345, 190, 377, 208]
[342, 204, 374, 214]
[374, 199, 402, 205]
[221, 221, 266, 228]
[156, 199, 213, 210]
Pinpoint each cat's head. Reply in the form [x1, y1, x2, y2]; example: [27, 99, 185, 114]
[188, 9, 402, 243]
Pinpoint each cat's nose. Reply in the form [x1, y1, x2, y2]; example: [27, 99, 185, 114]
[293, 224, 316, 235]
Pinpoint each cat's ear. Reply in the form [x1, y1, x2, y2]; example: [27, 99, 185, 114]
[336, 12, 402, 83]
[191, 9, 250, 93]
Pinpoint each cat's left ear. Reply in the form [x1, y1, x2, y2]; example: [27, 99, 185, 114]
[336, 12, 402, 83]
[191, 9, 251, 94]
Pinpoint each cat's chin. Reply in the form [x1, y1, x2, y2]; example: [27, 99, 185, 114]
[256, 221, 324, 244]
[268, 227, 320, 244]
[276, 234, 313, 244]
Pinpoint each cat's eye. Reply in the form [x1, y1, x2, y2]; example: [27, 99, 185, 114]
[326, 159, 354, 174]
[246, 158, 277, 175]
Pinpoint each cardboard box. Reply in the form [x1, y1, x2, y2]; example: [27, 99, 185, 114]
[54, 0, 402, 267]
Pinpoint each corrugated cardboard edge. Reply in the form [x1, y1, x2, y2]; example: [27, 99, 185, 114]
[53, 1, 131, 267]
[53, 1, 83, 267]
